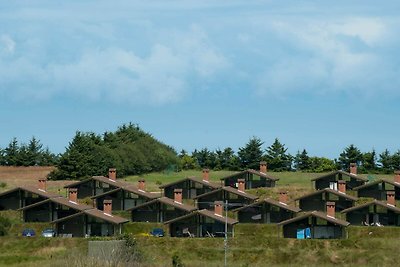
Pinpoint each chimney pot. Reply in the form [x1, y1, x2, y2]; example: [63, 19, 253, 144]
[108, 168, 117, 180]
[279, 191, 288, 204]
[260, 161, 267, 173]
[138, 179, 146, 191]
[103, 199, 112, 214]
[68, 188, 78, 203]
[387, 191, 396, 206]
[394, 171, 400, 183]
[174, 188, 183, 204]
[214, 201, 223, 216]
[326, 202, 336, 218]
[338, 180, 346, 194]
[237, 179, 245, 192]
[38, 178, 47, 191]
[350, 163, 357, 175]
[202, 169, 210, 182]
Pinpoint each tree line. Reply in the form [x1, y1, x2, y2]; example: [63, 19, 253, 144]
[0, 137, 57, 166]
[1, 129, 400, 178]
[179, 137, 400, 174]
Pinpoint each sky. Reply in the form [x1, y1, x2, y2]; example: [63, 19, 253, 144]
[1, 0, 400, 159]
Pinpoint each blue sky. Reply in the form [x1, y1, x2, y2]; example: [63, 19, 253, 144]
[1, 1, 399, 158]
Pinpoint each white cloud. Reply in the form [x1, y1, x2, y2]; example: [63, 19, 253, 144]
[256, 17, 400, 97]
[0, 35, 15, 55]
[0, 26, 228, 105]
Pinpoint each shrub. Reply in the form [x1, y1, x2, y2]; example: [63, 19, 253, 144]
[0, 215, 12, 236]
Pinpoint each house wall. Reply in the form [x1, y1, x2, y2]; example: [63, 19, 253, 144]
[169, 216, 233, 238]
[282, 218, 346, 239]
[24, 205, 52, 222]
[0, 191, 21, 210]
[238, 205, 295, 223]
[299, 198, 326, 212]
[56, 215, 85, 237]
[346, 208, 400, 226]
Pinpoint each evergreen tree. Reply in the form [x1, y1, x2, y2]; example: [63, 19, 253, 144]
[238, 137, 264, 170]
[378, 149, 393, 173]
[215, 147, 236, 170]
[294, 149, 310, 171]
[391, 150, 400, 171]
[265, 138, 292, 171]
[4, 138, 19, 166]
[338, 144, 363, 170]
[360, 150, 377, 173]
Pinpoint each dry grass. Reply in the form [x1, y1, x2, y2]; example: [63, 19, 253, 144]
[0, 166, 71, 194]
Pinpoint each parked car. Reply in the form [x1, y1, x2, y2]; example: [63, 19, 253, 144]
[150, 228, 164, 237]
[22, 228, 35, 237]
[41, 228, 55, 237]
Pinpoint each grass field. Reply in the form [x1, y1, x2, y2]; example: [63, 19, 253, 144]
[0, 167, 399, 266]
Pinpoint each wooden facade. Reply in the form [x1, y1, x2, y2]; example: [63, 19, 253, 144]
[311, 170, 367, 191]
[221, 169, 278, 189]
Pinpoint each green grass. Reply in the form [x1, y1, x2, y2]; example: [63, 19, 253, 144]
[1, 170, 400, 266]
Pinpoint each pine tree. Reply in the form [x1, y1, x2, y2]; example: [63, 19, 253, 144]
[338, 144, 363, 170]
[361, 150, 377, 172]
[294, 149, 310, 171]
[238, 137, 264, 170]
[265, 138, 292, 171]
[378, 149, 393, 173]
[4, 138, 19, 166]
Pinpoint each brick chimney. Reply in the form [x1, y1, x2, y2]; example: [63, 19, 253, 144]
[260, 161, 267, 173]
[279, 191, 288, 204]
[68, 188, 78, 203]
[138, 179, 146, 191]
[103, 199, 112, 215]
[174, 189, 182, 204]
[338, 180, 346, 194]
[237, 179, 245, 192]
[350, 163, 357, 175]
[394, 171, 400, 184]
[38, 178, 47, 191]
[326, 202, 336, 218]
[108, 168, 116, 180]
[202, 169, 210, 182]
[387, 191, 395, 206]
[214, 201, 223, 217]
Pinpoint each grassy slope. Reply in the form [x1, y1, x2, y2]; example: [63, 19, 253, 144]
[1, 168, 399, 266]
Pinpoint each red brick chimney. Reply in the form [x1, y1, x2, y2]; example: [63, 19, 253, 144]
[103, 199, 112, 215]
[214, 201, 223, 217]
[260, 161, 267, 173]
[387, 191, 395, 206]
[68, 188, 78, 203]
[326, 202, 336, 218]
[202, 169, 210, 182]
[237, 179, 245, 192]
[174, 189, 182, 204]
[350, 163, 357, 175]
[279, 191, 288, 204]
[338, 180, 346, 194]
[38, 178, 47, 191]
[108, 168, 116, 180]
[394, 171, 400, 184]
[138, 179, 146, 191]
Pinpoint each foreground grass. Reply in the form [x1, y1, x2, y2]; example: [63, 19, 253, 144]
[1, 223, 399, 267]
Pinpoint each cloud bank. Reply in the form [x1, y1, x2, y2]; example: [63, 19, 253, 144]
[0, 1, 399, 105]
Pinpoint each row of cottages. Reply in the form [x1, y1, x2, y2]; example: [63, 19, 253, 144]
[220, 161, 279, 189]
[0, 179, 129, 237]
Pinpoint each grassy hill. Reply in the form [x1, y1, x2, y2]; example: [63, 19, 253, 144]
[0, 167, 399, 266]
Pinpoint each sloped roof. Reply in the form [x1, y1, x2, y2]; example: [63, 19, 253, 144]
[19, 196, 94, 211]
[164, 209, 238, 225]
[51, 209, 129, 225]
[64, 176, 131, 189]
[220, 169, 279, 182]
[353, 179, 400, 191]
[159, 176, 221, 189]
[233, 198, 301, 213]
[277, 211, 350, 227]
[341, 199, 400, 214]
[127, 197, 197, 212]
[0, 186, 60, 199]
[311, 170, 368, 182]
[90, 185, 159, 200]
[294, 188, 358, 201]
[193, 186, 258, 201]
